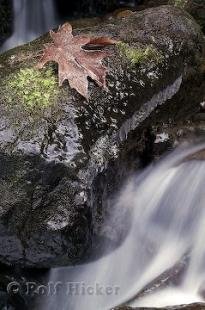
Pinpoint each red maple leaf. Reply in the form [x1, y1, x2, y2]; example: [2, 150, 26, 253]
[37, 23, 117, 99]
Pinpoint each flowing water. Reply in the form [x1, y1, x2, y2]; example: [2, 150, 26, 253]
[40, 142, 205, 309]
[1, 0, 58, 53]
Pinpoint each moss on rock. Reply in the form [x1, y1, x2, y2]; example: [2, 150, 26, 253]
[2, 67, 59, 110]
[169, 0, 189, 8]
[117, 42, 164, 66]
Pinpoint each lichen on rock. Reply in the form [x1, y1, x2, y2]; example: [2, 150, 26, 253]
[2, 67, 59, 110]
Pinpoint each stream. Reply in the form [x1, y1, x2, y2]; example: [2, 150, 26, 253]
[39, 142, 205, 309]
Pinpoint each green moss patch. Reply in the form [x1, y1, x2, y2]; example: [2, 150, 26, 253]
[117, 42, 164, 66]
[2, 67, 59, 110]
[169, 0, 188, 9]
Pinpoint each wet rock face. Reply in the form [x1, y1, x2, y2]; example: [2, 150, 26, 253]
[0, 5, 204, 268]
[0, 154, 91, 267]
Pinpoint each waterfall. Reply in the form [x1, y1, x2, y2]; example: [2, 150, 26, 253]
[39, 142, 205, 309]
[1, 0, 58, 53]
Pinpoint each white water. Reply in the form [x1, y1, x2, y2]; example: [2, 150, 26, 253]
[1, 0, 58, 53]
[42, 142, 205, 309]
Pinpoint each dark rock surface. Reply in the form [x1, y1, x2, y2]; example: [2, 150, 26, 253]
[0, 5, 205, 268]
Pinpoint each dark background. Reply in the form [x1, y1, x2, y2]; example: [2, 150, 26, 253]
[0, 0, 144, 46]
[55, 0, 142, 17]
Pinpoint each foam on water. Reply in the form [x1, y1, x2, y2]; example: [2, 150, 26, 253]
[135, 288, 202, 308]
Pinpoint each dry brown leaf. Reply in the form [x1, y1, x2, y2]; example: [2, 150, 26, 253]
[37, 23, 117, 100]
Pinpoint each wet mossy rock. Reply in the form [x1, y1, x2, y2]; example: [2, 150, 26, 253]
[0, 5, 205, 268]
